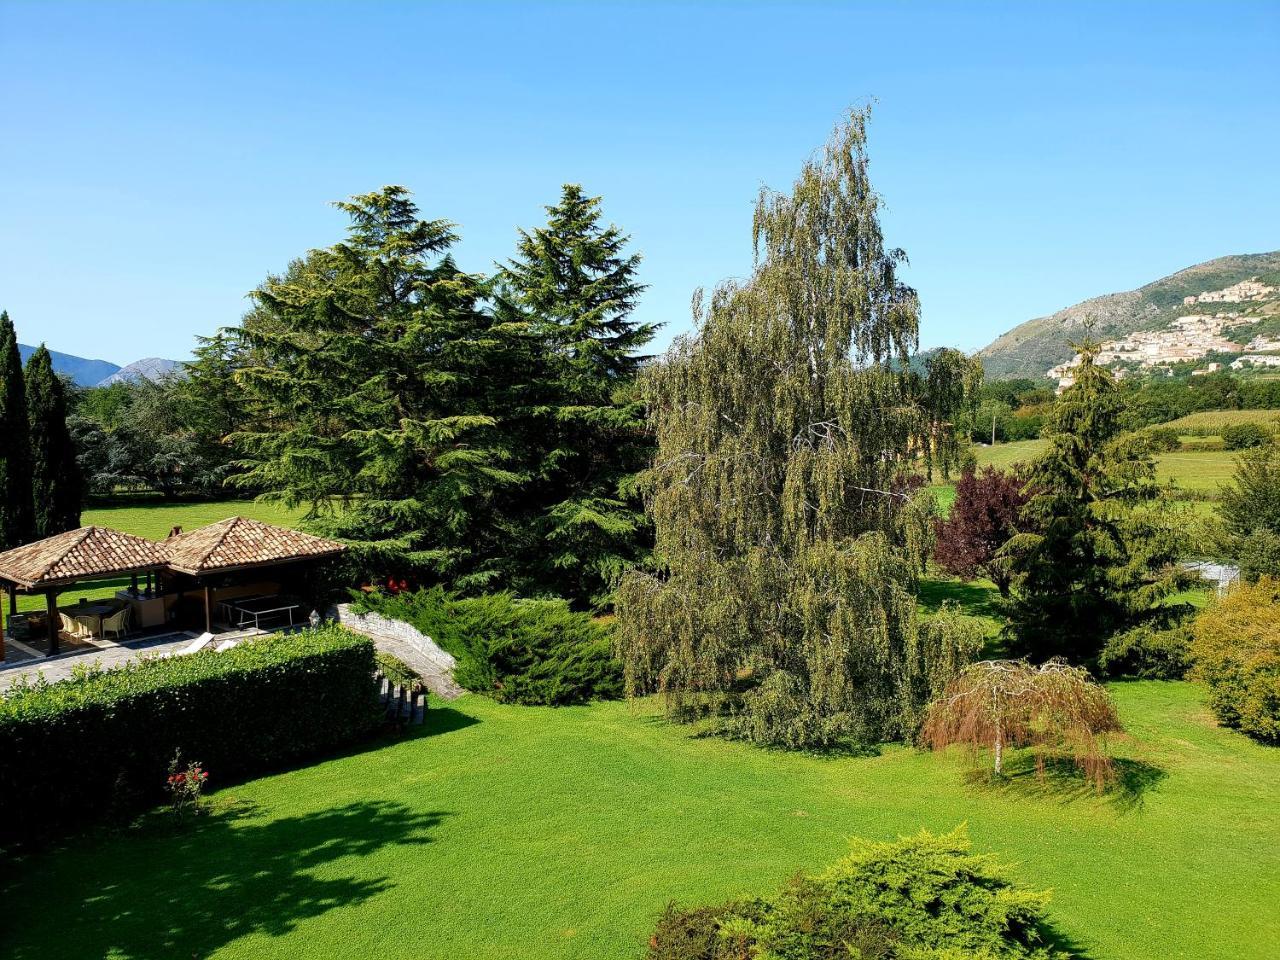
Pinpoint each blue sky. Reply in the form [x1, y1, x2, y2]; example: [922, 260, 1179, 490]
[1, 0, 1277, 366]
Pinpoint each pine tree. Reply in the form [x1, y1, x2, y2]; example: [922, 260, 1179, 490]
[230, 187, 522, 589]
[614, 110, 978, 750]
[25, 345, 83, 537]
[0, 311, 36, 548]
[1000, 341, 1193, 663]
[496, 184, 656, 607]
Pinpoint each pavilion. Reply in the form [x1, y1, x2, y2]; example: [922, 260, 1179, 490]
[0, 518, 346, 657]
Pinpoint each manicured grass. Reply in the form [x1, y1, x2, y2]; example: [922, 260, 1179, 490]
[3, 681, 1277, 959]
[8, 500, 305, 615]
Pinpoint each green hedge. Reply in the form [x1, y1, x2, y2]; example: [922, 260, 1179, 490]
[361, 588, 622, 705]
[0, 626, 380, 845]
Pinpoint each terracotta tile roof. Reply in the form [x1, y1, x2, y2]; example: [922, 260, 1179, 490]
[163, 516, 346, 575]
[0, 527, 169, 589]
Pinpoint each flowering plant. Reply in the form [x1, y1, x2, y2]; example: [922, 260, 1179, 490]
[165, 752, 209, 820]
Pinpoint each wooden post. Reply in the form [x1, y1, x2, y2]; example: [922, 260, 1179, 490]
[130, 572, 139, 596]
[204, 584, 213, 634]
[2, 582, 11, 660]
[46, 590, 60, 656]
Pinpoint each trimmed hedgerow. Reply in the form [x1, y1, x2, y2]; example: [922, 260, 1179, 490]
[362, 588, 621, 705]
[647, 828, 1075, 959]
[0, 626, 380, 845]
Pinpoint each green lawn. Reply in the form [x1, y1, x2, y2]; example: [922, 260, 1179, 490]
[3, 682, 1276, 959]
[8, 500, 305, 615]
[953, 440, 1240, 509]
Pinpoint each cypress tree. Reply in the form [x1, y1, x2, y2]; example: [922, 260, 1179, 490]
[496, 185, 656, 607]
[614, 109, 978, 750]
[26, 344, 83, 537]
[0, 311, 36, 548]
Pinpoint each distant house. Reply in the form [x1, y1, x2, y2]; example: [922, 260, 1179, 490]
[1230, 354, 1280, 370]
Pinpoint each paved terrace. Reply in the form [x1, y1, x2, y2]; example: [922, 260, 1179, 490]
[0, 626, 272, 692]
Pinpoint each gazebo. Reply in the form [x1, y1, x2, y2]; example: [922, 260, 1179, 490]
[0, 527, 170, 655]
[162, 517, 347, 634]
[0, 517, 347, 657]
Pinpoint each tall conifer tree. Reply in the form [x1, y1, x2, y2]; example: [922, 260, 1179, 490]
[0, 311, 36, 548]
[25, 345, 82, 537]
[231, 187, 522, 588]
[615, 110, 977, 749]
[497, 185, 656, 606]
[1000, 341, 1193, 662]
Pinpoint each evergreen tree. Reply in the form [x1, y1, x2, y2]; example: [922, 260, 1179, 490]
[25, 345, 82, 537]
[230, 187, 522, 589]
[1000, 341, 1193, 663]
[0, 311, 36, 548]
[614, 110, 978, 750]
[496, 184, 656, 607]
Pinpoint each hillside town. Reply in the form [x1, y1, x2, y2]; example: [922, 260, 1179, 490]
[1048, 277, 1279, 389]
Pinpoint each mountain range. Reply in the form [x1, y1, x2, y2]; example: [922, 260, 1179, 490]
[978, 251, 1280, 381]
[17, 344, 182, 388]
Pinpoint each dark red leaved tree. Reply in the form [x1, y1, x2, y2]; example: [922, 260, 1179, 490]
[934, 466, 1030, 595]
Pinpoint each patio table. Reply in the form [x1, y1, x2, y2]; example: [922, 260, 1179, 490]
[227, 596, 303, 631]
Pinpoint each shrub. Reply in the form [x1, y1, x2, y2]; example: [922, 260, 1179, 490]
[1098, 621, 1193, 679]
[1222, 422, 1272, 450]
[1238, 528, 1280, 581]
[646, 828, 1074, 959]
[363, 588, 621, 705]
[0, 626, 380, 845]
[1142, 427, 1182, 452]
[1190, 578, 1280, 744]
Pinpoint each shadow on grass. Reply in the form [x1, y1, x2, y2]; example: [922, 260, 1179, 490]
[422, 703, 482, 737]
[6, 800, 448, 960]
[965, 752, 1167, 813]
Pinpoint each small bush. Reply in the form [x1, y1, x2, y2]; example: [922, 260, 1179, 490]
[364, 588, 621, 705]
[646, 828, 1074, 959]
[0, 626, 380, 845]
[1142, 427, 1182, 452]
[1190, 578, 1280, 743]
[1099, 621, 1193, 679]
[1222, 422, 1272, 450]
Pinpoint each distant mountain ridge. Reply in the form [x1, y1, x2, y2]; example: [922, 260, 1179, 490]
[99, 357, 184, 386]
[17, 344, 120, 387]
[978, 252, 1280, 380]
[17, 344, 183, 387]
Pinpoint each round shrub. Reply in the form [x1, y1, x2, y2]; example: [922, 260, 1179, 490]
[1191, 578, 1280, 743]
[1142, 427, 1182, 452]
[646, 828, 1076, 959]
[1223, 422, 1273, 450]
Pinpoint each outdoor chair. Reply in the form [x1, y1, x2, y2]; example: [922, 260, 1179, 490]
[59, 612, 86, 639]
[101, 607, 131, 641]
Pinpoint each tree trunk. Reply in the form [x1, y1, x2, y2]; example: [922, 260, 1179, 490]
[993, 721, 1004, 775]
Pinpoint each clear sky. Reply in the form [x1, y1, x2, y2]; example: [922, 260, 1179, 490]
[2, 0, 1277, 366]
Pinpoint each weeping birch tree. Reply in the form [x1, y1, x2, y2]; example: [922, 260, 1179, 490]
[615, 109, 980, 749]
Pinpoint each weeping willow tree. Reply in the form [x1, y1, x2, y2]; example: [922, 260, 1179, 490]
[615, 109, 980, 749]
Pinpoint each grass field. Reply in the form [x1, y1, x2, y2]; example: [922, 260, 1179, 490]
[8, 500, 305, 615]
[1158, 408, 1280, 435]
[965, 439, 1242, 501]
[3, 682, 1277, 959]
